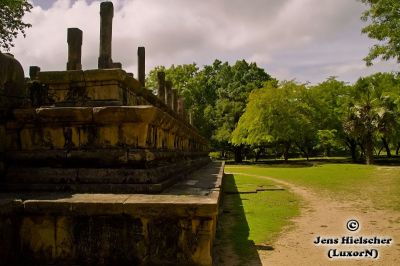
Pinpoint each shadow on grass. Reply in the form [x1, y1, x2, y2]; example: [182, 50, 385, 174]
[214, 174, 262, 265]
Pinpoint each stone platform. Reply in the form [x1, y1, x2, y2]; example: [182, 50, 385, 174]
[3, 104, 209, 193]
[0, 161, 224, 266]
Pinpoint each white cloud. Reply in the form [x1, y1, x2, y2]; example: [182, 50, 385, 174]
[11, 0, 398, 85]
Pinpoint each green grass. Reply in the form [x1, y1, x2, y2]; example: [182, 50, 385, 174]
[217, 173, 300, 264]
[225, 163, 400, 211]
[217, 162, 400, 264]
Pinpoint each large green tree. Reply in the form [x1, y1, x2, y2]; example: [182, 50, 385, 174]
[0, 0, 32, 51]
[360, 0, 400, 65]
[310, 78, 356, 160]
[147, 60, 271, 162]
[232, 81, 314, 161]
[343, 72, 400, 164]
[211, 60, 272, 162]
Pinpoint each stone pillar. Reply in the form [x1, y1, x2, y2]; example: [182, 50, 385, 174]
[189, 110, 193, 125]
[157, 71, 165, 102]
[177, 97, 185, 117]
[165, 81, 172, 108]
[67, 28, 83, 70]
[172, 89, 178, 112]
[98, 1, 114, 69]
[137, 46, 145, 87]
[29, 66, 40, 80]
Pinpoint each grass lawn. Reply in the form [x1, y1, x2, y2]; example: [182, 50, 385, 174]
[225, 163, 400, 211]
[216, 173, 300, 264]
[216, 162, 400, 264]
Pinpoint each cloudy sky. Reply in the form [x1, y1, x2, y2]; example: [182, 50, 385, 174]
[11, 0, 398, 85]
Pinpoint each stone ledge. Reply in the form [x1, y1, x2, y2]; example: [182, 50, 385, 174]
[38, 69, 127, 84]
[9, 106, 207, 145]
[0, 162, 223, 212]
[6, 148, 209, 166]
[0, 162, 224, 265]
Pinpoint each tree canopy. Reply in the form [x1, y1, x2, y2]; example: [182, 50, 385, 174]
[0, 0, 32, 51]
[232, 73, 400, 164]
[146, 59, 272, 161]
[360, 0, 400, 65]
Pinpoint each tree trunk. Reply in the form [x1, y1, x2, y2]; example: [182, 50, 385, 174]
[234, 146, 242, 163]
[255, 149, 261, 162]
[365, 134, 374, 165]
[283, 142, 290, 162]
[381, 137, 391, 158]
[378, 145, 383, 156]
[301, 147, 309, 160]
[346, 138, 357, 163]
[396, 143, 400, 156]
[295, 142, 308, 160]
[326, 146, 331, 157]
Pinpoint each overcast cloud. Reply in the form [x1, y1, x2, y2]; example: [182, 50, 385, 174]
[11, 0, 398, 85]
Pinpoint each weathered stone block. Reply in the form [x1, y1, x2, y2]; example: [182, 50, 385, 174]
[78, 168, 153, 184]
[19, 128, 43, 150]
[86, 84, 122, 101]
[38, 70, 84, 84]
[36, 107, 93, 123]
[5, 128, 19, 151]
[67, 149, 128, 165]
[84, 69, 126, 82]
[47, 88, 69, 103]
[42, 127, 65, 149]
[77, 125, 97, 148]
[13, 108, 36, 121]
[6, 167, 78, 183]
[120, 123, 140, 147]
[123, 75, 142, 91]
[97, 125, 119, 147]
[93, 106, 141, 123]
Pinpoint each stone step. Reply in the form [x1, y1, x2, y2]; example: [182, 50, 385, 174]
[2, 158, 211, 193]
[6, 149, 208, 167]
[2, 175, 178, 193]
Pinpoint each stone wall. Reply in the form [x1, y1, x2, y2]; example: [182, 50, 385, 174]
[3, 102, 208, 192]
[0, 162, 224, 266]
[2, 66, 209, 193]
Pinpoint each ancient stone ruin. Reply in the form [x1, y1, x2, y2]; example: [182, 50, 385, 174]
[0, 2, 223, 265]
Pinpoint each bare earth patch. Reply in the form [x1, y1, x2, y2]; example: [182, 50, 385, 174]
[228, 172, 400, 266]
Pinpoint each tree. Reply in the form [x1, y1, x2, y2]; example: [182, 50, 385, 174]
[146, 64, 199, 94]
[212, 60, 272, 162]
[360, 0, 400, 65]
[342, 73, 400, 164]
[0, 0, 32, 51]
[316, 129, 340, 157]
[147, 60, 272, 162]
[361, 73, 400, 158]
[232, 81, 314, 162]
[311, 78, 360, 161]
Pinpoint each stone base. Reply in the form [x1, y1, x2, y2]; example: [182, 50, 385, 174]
[0, 161, 224, 266]
[3, 157, 211, 193]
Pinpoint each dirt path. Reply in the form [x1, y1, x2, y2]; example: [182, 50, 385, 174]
[227, 172, 400, 266]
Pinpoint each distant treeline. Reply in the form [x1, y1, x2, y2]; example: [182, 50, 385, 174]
[147, 60, 400, 164]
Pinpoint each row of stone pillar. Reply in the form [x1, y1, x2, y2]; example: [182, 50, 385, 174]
[38, 1, 193, 125]
[65, 2, 146, 87]
[157, 72, 186, 117]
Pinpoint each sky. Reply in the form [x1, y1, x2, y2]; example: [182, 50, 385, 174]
[10, 0, 399, 85]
